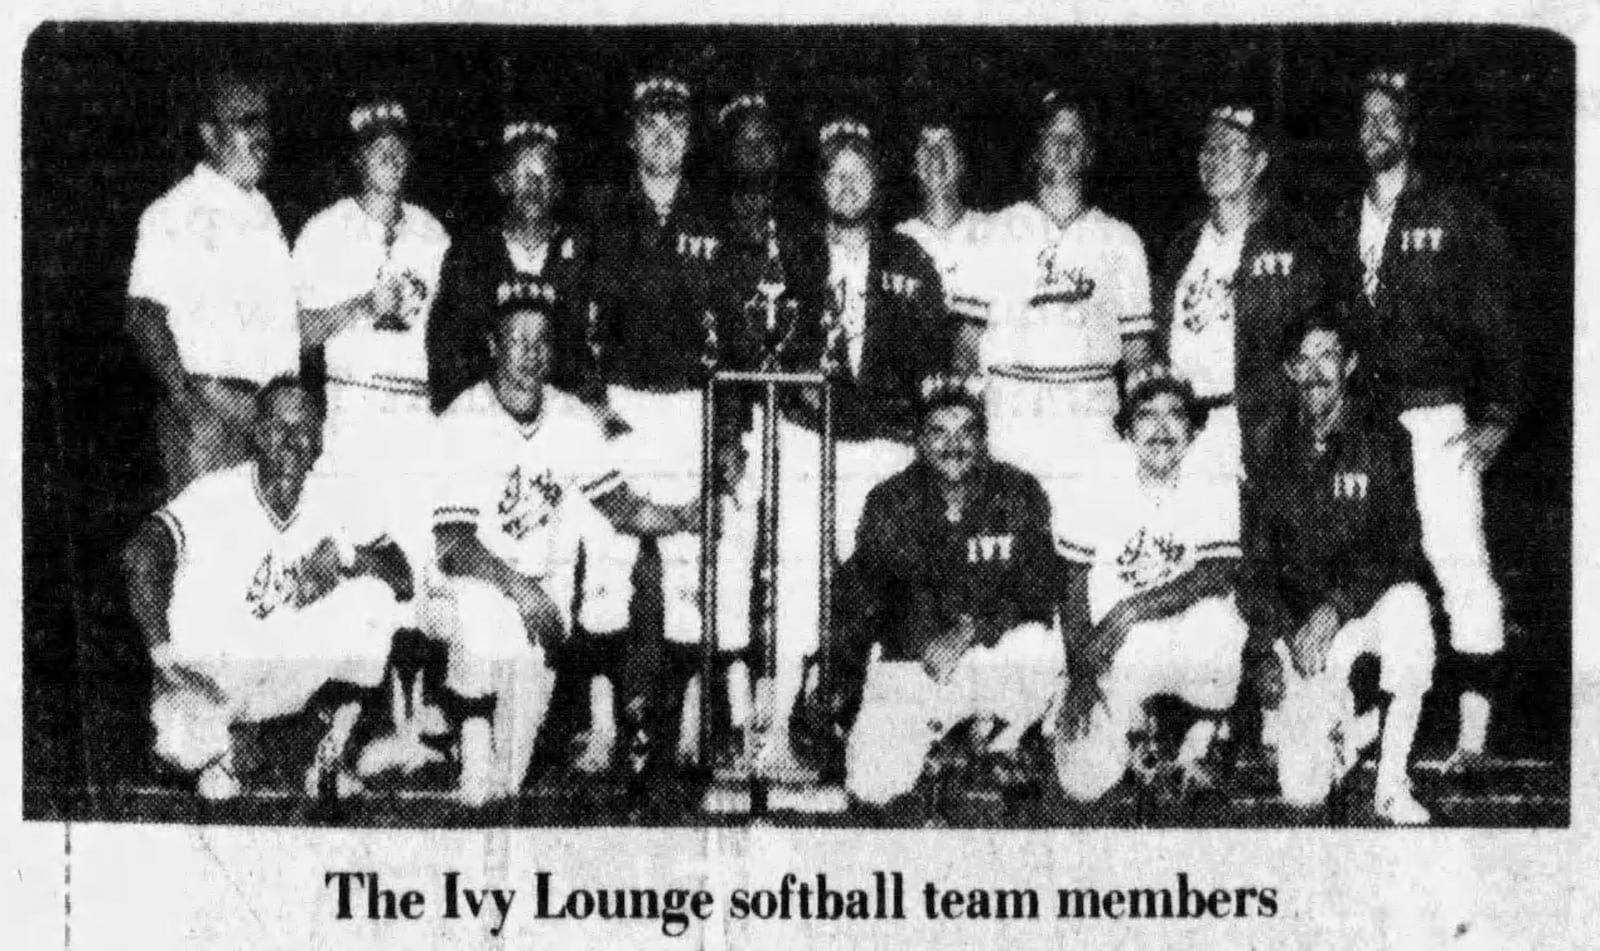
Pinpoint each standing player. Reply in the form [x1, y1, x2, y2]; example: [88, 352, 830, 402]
[584, 73, 746, 777]
[1153, 101, 1324, 481]
[973, 90, 1156, 490]
[829, 388, 1061, 807]
[893, 99, 991, 372]
[716, 88, 804, 252]
[425, 285, 706, 806]
[763, 116, 951, 777]
[121, 377, 414, 801]
[1053, 377, 1247, 802]
[126, 70, 299, 495]
[1331, 69, 1522, 769]
[293, 98, 451, 573]
[1246, 315, 1434, 824]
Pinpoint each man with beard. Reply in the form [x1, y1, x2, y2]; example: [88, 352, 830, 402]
[893, 98, 991, 372]
[1329, 68, 1522, 771]
[122, 377, 414, 801]
[829, 388, 1059, 808]
[425, 289, 707, 806]
[973, 91, 1156, 491]
[127, 70, 300, 495]
[1153, 101, 1324, 481]
[761, 116, 951, 778]
[1245, 314, 1435, 824]
[1053, 377, 1246, 802]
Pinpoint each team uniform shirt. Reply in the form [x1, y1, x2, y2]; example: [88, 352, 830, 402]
[293, 198, 451, 398]
[430, 226, 595, 412]
[1331, 171, 1521, 423]
[127, 163, 299, 385]
[156, 463, 370, 641]
[841, 461, 1056, 668]
[973, 202, 1153, 380]
[1244, 404, 1426, 656]
[1056, 448, 1242, 625]
[895, 210, 994, 323]
[431, 383, 623, 583]
[1166, 221, 1247, 400]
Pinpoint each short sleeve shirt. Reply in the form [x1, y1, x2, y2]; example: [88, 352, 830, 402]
[431, 382, 623, 579]
[1055, 449, 1241, 624]
[157, 464, 373, 636]
[973, 202, 1153, 373]
[127, 163, 299, 384]
[293, 198, 452, 389]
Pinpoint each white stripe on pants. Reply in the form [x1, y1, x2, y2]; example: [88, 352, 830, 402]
[1398, 404, 1504, 654]
[845, 622, 1065, 805]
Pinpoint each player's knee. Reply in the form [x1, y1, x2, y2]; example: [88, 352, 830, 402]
[1378, 585, 1437, 697]
[845, 720, 925, 806]
[151, 695, 231, 774]
[1053, 731, 1127, 802]
[1276, 744, 1334, 807]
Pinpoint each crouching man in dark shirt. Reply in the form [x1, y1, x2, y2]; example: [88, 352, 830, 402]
[829, 386, 1061, 807]
[1245, 312, 1435, 824]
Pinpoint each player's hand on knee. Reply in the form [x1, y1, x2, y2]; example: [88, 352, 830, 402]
[1289, 604, 1340, 677]
[1446, 421, 1510, 473]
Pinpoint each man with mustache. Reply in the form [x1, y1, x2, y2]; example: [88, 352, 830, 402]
[424, 286, 707, 806]
[1330, 68, 1522, 772]
[823, 387, 1059, 809]
[1053, 377, 1247, 802]
[122, 377, 414, 801]
[127, 70, 300, 496]
[1153, 100, 1325, 481]
[1244, 313, 1435, 824]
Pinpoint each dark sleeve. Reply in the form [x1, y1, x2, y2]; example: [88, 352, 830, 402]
[911, 249, 952, 376]
[428, 244, 489, 414]
[1456, 193, 1522, 425]
[1240, 473, 1297, 666]
[549, 235, 606, 404]
[1324, 425, 1425, 623]
[834, 484, 898, 678]
[1149, 224, 1191, 363]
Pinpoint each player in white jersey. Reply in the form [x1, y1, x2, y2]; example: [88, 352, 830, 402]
[1052, 377, 1247, 802]
[972, 92, 1155, 495]
[122, 378, 415, 801]
[126, 71, 300, 495]
[424, 285, 707, 806]
[295, 98, 452, 575]
[893, 101, 990, 371]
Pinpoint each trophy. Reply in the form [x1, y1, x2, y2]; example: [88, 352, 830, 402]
[743, 218, 801, 371]
[371, 226, 410, 332]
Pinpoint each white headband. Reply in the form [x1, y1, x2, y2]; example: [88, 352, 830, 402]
[820, 119, 871, 145]
[1210, 105, 1257, 131]
[496, 279, 557, 308]
[503, 121, 559, 146]
[634, 77, 691, 104]
[717, 93, 768, 126]
[350, 102, 407, 134]
[1367, 70, 1409, 93]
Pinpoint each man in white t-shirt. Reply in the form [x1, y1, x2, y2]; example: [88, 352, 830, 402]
[1052, 377, 1247, 802]
[971, 91, 1155, 510]
[121, 378, 415, 801]
[893, 101, 990, 371]
[126, 71, 300, 495]
[424, 285, 707, 806]
[294, 99, 452, 571]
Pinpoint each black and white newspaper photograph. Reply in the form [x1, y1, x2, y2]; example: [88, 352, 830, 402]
[4, 2, 1594, 948]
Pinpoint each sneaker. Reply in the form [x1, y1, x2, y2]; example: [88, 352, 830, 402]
[1374, 781, 1432, 825]
[197, 754, 241, 801]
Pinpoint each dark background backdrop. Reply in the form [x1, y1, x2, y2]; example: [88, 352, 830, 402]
[21, 22, 1574, 811]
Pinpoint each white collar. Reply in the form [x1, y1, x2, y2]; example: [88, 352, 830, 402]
[193, 161, 263, 208]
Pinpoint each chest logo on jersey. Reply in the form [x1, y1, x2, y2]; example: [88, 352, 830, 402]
[498, 465, 565, 541]
[1032, 247, 1097, 306]
[245, 551, 316, 620]
[1178, 268, 1235, 333]
[1401, 227, 1445, 253]
[1249, 251, 1295, 278]
[1114, 527, 1187, 590]
[1333, 471, 1371, 501]
[497, 279, 558, 307]
[967, 534, 1016, 563]
[676, 233, 720, 261]
[881, 271, 922, 299]
[561, 237, 576, 260]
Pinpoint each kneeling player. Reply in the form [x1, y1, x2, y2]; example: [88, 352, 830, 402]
[426, 283, 702, 806]
[1053, 377, 1247, 802]
[827, 388, 1061, 807]
[1245, 315, 1434, 824]
[123, 378, 414, 801]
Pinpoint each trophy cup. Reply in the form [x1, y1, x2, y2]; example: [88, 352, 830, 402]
[743, 218, 801, 371]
